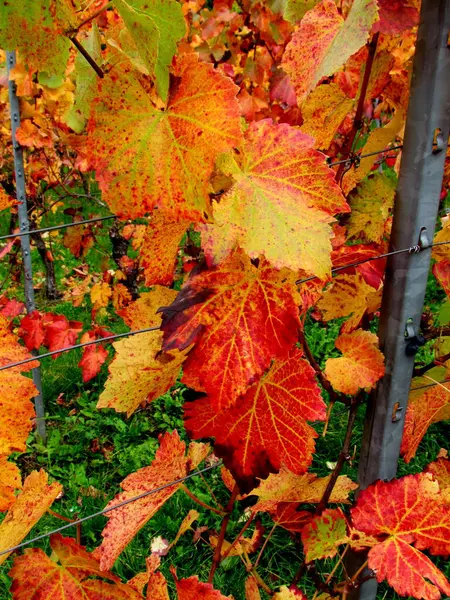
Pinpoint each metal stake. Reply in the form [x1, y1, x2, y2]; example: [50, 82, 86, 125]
[350, 0, 450, 597]
[6, 51, 46, 442]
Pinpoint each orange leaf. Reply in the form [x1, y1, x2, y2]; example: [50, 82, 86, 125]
[79, 340, 108, 382]
[324, 329, 385, 395]
[433, 260, 450, 297]
[45, 315, 83, 357]
[87, 54, 242, 220]
[200, 119, 348, 278]
[301, 508, 348, 562]
[90, 281, 112, 311]
[281, 0, 378, 103]
[161, 251, 301, 409]
[351, 474, 450, 600]
[0, 187, 16, 212]
[250, 467, 357, 514]
[19, 310, 46, 351]
[63, 224, 94, 258]
[272, 503, 312, 533]
[9, 534, 142, 599]
[0, 459, 22, 512]
[245, 576, 261, 600]
[140, 211, 190, 286]
[98, 431, 193, 570]
[118, 287, 178, 329]
[0, 470, 62, 566]
[401, 370, 450, 463]
[185, 348, 326, 487]
[426, 458, 450, 503]
[172, 569, 233, 600]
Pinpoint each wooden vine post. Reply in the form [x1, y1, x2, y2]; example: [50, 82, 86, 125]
[350, 0, 450, 597]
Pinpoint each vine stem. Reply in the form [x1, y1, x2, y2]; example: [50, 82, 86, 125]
[180, 484, 227, 516]
[254, 523, 277, 570]
[47, 509, 81, 544]
[316, 398, 360, 515]
[414, 352, 450, 376]
[70, 1, 113, 33]
[208, 484, 239, 583]
[69, 36, 104, 78]
[221, 512, 255, 561]
[335, 32, 380, 182]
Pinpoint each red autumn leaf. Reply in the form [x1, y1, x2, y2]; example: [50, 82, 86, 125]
[98, 431, 197, 570]
[78, 332, 109, 382]
[351, 473, 450, 600]
[185, 348, 326, 487]
[9, 534, 142, 599]
[331, 243, 386, 290]
[172, 568, 233, 600]
[426, 458, 450, 503]
[140, 211, 190, 286]
[161, 251, 301, 410]
[324, 329, 385, 395]
[373, 0, 419, 35]
[433, 259, 450, 297]
[87, 53, 242, 220]
[272, 503, 312, 533]
[45, 315, 83, 357]
[63, 223, 95, 258]
[0, 297, 25, 318]
[19, 310, 46, 351]
[0, 458, 22, 512]
[282, 0, 378, 103]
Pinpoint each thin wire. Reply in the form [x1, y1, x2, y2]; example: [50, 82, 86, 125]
[0, 326, 160, 372]
[0, 215, 115, 243]
[295, 240, 450, 286]
[327, 144, 404, 167]
[0, 462, 222, 558]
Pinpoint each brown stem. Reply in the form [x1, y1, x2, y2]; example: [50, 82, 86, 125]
[250, 567, 273, 595]
[423, 326, 450, 340]
[414, 352, 450, 376]
[254, 523, 277, 570]
[71, 0, 113, 32]
[208, 484, 239, 583]
[299, 331, 350, 406]
[180, 484, 227, 516]
[69, 36, 104, 78]
[30, 229, 62, 300]
[221, 512, 255, 561]
[316, 398, 360, 515]
[336, 32, 380, 182]
[47, 508, 75, 523]
[199, 472, 224, 510]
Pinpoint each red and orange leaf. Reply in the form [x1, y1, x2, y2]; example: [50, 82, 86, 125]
[90, 282, 112, 311]
[9, 534, 142, 599]
[87, 54, 242, 220]
[300, 84, 354, 150]
[351, 474, 450, 600]
[0, 188, 15, 212]
[98, 431, 191, 570]
[45, 315, 83, 357]
[172, 570, 233, 600]
[316, 274, 378, 333]
[19, 310, 46, 351]
[401, 368, 450, 463]
[433, 260, 450, 297]
[0, 459, 22, 512]
[200, 119, 348, 278]
[0, 297, 25, 319]
[373, 0, 419, 35]
[0, 470, 62, 566]
[273, 587, 307, 600]
[324, 329, 385, 395]
[97, 331, 189, 416]
[185, 348, 326, 486]
[272, 503, 312, 533]
[426, 458, 450, 503]
[250, 467, 357, 514]
[118, 287, 177, 329]
[282, 0, 378, 103]
[301, 508, 348, 563]
[432, 219, 450, 262]
[245, 576, 261, 600]
[63, 224, 94, 258]
[331, 244, 387, 289]
[161, 251, 301, 409]
[140, 212, 190, 286]
[79, 341, 108, 382]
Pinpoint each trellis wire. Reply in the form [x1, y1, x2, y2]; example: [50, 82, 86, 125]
[0, 462, 222, 558]
[0, 144, 407, 245]
[295, 240, 450, 286]
[0, 215, 115, 242]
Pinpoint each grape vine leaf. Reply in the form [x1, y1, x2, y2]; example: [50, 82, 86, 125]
[351, 474, 450, 600]
[331, 243, 386, 289]
[0, 470, 62, 566]
[347, 173, 396, 243]
[185, 348, 326, 487]
[0, 0, 76, 75]
[272, 503, 312, 533]
[0, 459, 21, 512]
[98, 430, 198, 570]
[172, 570, 233, 600]
[432, 219, 450, 262]
[140, 211, 190, 286]
[19, 310, 46, 351]
[433, 259, 450, 297]
[282, 0, 378, 104]
[426, 458, 450, 503]
[401, 364, 450, 463]
[112, 0, 186, 101]
[250, 467, 357, 514]
[0, 188, 15, 212]
[301, 508, 348, 562]
[283, 0, 320, 23]
[9, 533, 143, 599]
[78, 333, 108, 382]
[273, 587, 307, 600]
[87, 53, 242, 220]
[245, 576, 261, 600]
[45, 314, 83, 357]
[90, 282, 112, 310]
[118, 286, 178, 329]
[316, 274, 379, 333]
[373, 0, 419, 35]
[324, 329, 385, 395]
[161, 250, 301, 410]
[200, 119, 349, 278]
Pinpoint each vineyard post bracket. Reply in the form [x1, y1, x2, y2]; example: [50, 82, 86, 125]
[6, 51, 47, 443]
[350, 0, 450, 597]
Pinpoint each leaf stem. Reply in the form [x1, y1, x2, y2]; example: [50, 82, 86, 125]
[335, 32, 380, 182]
[208, 484, 239, 583]
[180, 484, 227, 516]
[71, 1, 113, 33]
[69, 36, 104, 78]
[254, 523, 277, 570]
[316, 398, 360, 515]
[221, 512, 255, 561]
